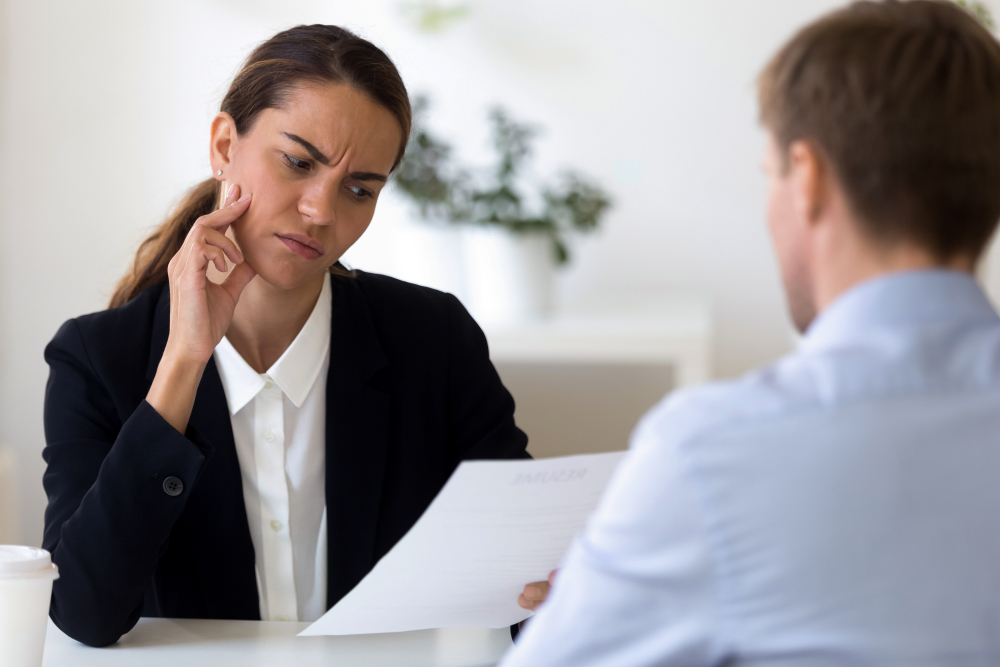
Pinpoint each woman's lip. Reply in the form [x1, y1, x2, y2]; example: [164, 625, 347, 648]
[277, 235, 322, 260]
[276, 233, 325, 259]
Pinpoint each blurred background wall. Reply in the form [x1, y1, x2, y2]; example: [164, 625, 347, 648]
[3, 0, 1000, 547]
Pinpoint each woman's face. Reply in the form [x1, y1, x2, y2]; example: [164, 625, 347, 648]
[211, 82, 401, 291]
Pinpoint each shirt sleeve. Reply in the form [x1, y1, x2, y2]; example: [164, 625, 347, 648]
[498, 411, 726, 666]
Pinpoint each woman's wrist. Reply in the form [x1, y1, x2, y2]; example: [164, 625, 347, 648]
[146, 350, 207, 434]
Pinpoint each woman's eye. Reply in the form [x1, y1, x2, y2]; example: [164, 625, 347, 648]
[349, 185, 372, 199]
[282, 154, 311, 171]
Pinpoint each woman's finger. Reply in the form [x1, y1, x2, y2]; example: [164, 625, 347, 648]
[187, 242, 228, 274]
[170, 232, 196, 278]
[221, 261, 257, 303]
[209, 245, 228, 274]
[194, 225, 244, 266]
[185, 182, 239, 239]
[519, 580, 550, 609]
[195, 187, 252, 232]
[223, 183, 239, 207]
[528, 582, 549, 600]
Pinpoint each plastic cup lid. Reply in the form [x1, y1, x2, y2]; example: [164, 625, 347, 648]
[0, 545, 59, 580]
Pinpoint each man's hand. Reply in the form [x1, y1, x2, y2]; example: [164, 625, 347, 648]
[518, 570, 557, 611]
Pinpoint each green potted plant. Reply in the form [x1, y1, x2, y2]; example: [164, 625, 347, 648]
[394, 96, 612, 322]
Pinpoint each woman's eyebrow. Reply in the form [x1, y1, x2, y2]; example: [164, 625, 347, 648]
[281, 132, 388, 182]
[350, 171, 388, 183]
[282, 132, 330, 165]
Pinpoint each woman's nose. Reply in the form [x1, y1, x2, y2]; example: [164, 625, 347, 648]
[298, 181, 338, 225]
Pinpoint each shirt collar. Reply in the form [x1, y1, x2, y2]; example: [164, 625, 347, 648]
[800, 269, 998, 353]
[213, 274, 332, 414]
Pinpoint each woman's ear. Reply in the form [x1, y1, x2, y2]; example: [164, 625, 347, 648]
[209, 112, 238, 180]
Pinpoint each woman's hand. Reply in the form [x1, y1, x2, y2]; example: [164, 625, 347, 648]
[164, 184, 255, 364]
[147, 185, 256, 433]
[518, 569, 557, 612]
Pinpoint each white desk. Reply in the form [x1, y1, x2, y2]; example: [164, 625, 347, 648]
[42, 618, 513, 667]
[483, 295, 712, 388]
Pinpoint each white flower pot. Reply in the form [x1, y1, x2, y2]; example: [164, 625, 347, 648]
[461, 226, 555, 325]
[387, 219, 468, 303]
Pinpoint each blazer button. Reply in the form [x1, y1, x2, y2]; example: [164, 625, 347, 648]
[162, 476, 184, 497]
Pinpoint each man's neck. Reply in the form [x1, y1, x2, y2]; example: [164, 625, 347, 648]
[813, 238, 975, 316]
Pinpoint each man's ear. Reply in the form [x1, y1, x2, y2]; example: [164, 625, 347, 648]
[209, 112, 238, 180]
[787, 140, 828, 226]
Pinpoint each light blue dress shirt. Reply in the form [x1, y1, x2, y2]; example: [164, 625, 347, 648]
[501, 270, 1000, 666]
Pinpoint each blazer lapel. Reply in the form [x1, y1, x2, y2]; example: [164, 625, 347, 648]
[146, 285, 260, 620]
[325, 277, 391, 608]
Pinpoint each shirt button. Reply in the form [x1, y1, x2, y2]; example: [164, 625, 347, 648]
[276, 615, 290, 622]
[263, 431, 275, 443]
[162, 476, 184, 497]
[264, 381, 273, 389]
[270, 519, 283, 532]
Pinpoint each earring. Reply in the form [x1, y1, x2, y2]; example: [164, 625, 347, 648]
[216, 169, 223, 177]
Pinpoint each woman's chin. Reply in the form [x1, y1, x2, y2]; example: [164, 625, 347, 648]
[250, 261, 328, 293]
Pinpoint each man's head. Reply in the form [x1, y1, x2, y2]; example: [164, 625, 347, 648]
[759, 0, 1000, 332]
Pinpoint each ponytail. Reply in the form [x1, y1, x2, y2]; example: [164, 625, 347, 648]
[108, 178, 219, 308]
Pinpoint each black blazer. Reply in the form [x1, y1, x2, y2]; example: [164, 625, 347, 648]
[42, 271, 529, 647]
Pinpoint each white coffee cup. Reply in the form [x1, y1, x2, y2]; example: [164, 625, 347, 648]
[0, 546, 59, 667]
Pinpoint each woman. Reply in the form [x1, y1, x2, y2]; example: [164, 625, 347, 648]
[42, 25, 531, 647]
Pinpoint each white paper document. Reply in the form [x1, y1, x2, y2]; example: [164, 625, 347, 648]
[300, 451, 626, 636]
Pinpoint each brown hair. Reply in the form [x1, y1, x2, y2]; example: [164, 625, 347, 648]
[109, 25, 411, 308]
[759, 0, 1000, 261]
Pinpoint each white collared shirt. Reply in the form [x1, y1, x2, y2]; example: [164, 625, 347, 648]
[213, 274, 331, 622]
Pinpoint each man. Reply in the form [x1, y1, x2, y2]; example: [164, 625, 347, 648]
[503, 1, 1000, 664]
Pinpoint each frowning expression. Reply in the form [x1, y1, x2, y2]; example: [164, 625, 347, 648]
[214, 82, 402, 290]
